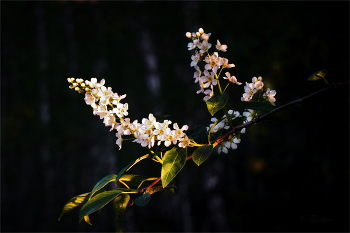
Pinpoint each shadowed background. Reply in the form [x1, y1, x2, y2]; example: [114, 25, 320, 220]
[1, 1, 349, 232]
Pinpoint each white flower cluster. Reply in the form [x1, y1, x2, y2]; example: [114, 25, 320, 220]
[68, 78, 190, 150]
[241, 76, 277, 105]
[208, 109, 252, 154]
[186, 28, 241, 101]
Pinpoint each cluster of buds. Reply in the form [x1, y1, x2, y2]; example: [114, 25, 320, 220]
[68, 78, 190, 150]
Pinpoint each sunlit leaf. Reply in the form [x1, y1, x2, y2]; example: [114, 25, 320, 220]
[161, 147, 187, 188]
[113, 194, 130, 232]
[232, 101, 275, 111]
[134, 192, 151, 206]
[88, 174, 117, 200]
[58, 192, 90, 221]
[308, 70, 329, 85]
[115, 154, 151, 184]
[83, 215, 92, 226]
[205, 93, 229, 116]
[79, 189, 123, 221]
[192, 144, 214, 166]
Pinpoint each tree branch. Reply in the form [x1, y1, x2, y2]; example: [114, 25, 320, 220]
[213, 80, 349, 147]
[139, 80, 349, 193]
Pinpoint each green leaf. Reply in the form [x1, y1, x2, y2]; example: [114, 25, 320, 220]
[113, 194, 130, 232]
[79, 189, 123, 221]
[87, 174, 117, 200]
[115, 154, 151, 184]
[192, 145, 214, 166]
[161, 147, 187, 188]
[232, 101, 275, 111]
[308, 70, 329, 85]
[205, 93, 229, 116]
[58, 192, 90, 221]
[134, 192, 151, 206]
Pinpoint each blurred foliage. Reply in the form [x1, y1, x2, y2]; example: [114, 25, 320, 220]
[1, 1, 349, 232]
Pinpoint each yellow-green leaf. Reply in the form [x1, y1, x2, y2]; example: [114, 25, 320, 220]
[58, 192, 90, 221]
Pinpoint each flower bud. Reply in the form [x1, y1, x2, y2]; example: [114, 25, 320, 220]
[186, 32, 192, 38]
[198, 28, 204, 34]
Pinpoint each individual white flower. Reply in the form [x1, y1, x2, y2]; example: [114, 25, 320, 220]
[173, 123, 188, 138]
[84, 92, 96, 106]
[193, 66, 201, 83]
[229, 137, 241, 149]
[221, 58, 235, 69]
[204, 52, 219, 71]
[200, 70, 217, 88]
[190, 50, 201, 67]
[178, 136, 191, 148]
[223, 72, 242, 85]
[98, 86, 113, 105]
[241, 82, 256, 101]
[243, 109, 254, 122]
[113, 103, 129, 118]
[216, 40, 228, 52]
[142, 113, 157, 129]
[263, 88, 277, 105]
[217, 141, 231, 154]
[163, 130, 177, 147]
[188, 39, 200, 50]
[197, 40, 212, 53]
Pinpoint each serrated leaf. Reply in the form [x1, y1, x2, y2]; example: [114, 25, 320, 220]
[161, 147, 187, 188]
[79, 189, 123, 221]
[308, 70, 329, 84]
[134, 192, 151, 206]
[83, 215, 92, 226]
[58, 192, 90, 221]
[87, 174, 117, 200]
[115, 154, 151, 184]
[113, 194, 130, 233]
[192, 145, 214, 166]
[205, 93, 229, 116]
[232, 101, 276, 111]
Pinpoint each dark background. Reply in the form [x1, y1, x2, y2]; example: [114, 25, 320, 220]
[1, 1, 349, 232]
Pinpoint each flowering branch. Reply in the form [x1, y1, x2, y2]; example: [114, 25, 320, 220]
[213, 80, 349, 147]
[59, 27, 348, 232]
